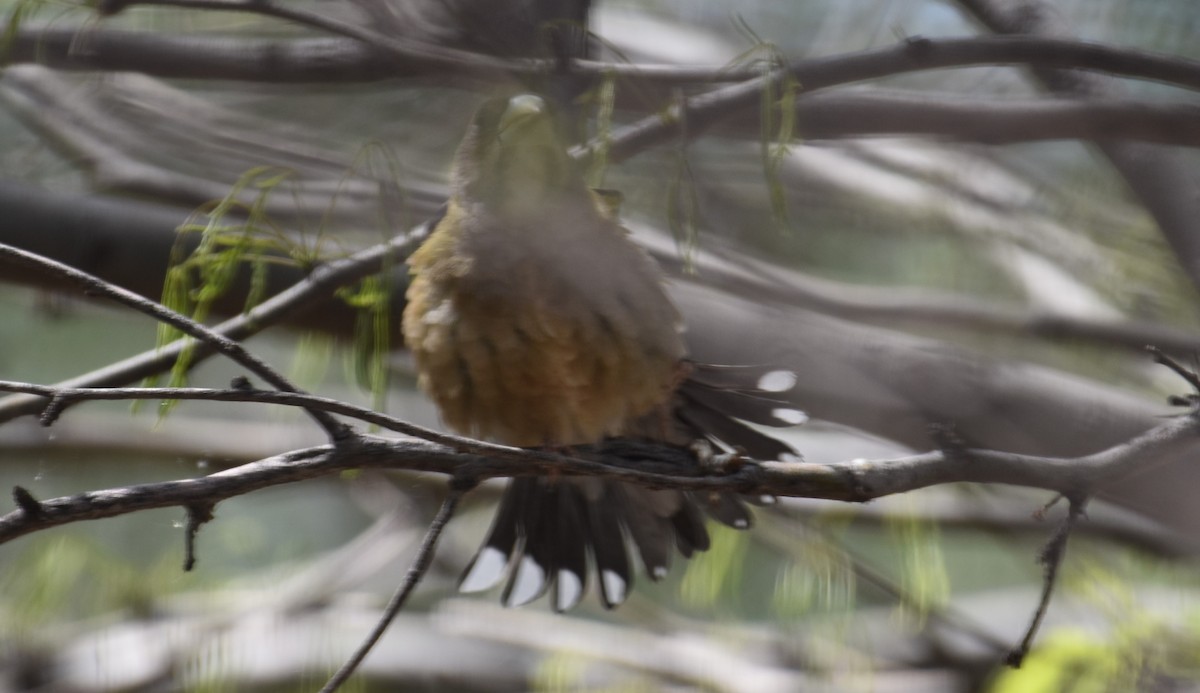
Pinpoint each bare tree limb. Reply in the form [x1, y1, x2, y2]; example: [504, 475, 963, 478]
[3, 397, 1196, 546]
[0, 66, 445, 224]
[1147, 346, 1200, 396]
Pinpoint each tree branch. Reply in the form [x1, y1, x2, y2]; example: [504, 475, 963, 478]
[792, 90, 1200, 147]
[9, 26, 1200, 94]
[585, 35, 1200, 164]
[3, 402, 1196, 546]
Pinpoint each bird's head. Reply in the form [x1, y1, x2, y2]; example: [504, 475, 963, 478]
[451, 94, 584, 216]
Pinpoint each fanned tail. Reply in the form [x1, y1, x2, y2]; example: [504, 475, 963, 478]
[460, 362, 802, 610]
[459, 477, 752, 610]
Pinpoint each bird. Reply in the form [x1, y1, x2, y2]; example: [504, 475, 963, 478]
[402, 93, 798, 611]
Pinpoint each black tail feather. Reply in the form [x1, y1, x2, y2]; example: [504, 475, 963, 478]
[549, 483, 590, 611]
[501, 479, 551, 607]
[459, 477, 527, 594]
[619, 496, 674, 581]
[585, 483, 633, 608]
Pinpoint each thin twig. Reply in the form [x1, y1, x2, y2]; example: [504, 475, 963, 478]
[183, 502, 214, 571]
[1146, 345, 1200, 394]
[0, 380, 512, 457]
[319, 486, 466, 693]
[0, 243, 348, 440]
[1006, 496, 1087, 667]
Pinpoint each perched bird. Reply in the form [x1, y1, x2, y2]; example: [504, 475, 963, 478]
[403, 94, 797, 611]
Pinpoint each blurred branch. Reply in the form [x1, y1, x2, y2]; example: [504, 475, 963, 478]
[7, 26, 1200, 93]
[955, 0, 1200, 296]
[775, 493, 1200, 558]
[436, 599, 812, 692]
[0, 410, 315, 462]
[9, 63, 1198, 219]
[586, 35, 1200, 163]
[0, 66, 443, 224]
[792, 90, 1200, 146]
[644, 229, 1200, 357]
[97, 0, 518, 78]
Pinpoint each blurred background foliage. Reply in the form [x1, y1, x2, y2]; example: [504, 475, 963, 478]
[1, 0, 1200, 691]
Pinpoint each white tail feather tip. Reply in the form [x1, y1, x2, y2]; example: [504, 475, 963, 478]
[772, 407, 808, 425]
[506, 556, 546, 606]
[556, 570, 583, 611]
[601, 569, 627, 605]
[758, 370, 797, 393]
[460, 547, 508, 593]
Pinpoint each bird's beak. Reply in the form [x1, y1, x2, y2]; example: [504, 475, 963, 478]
[497, 94, 546, 141]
